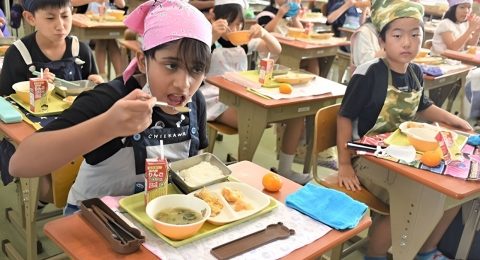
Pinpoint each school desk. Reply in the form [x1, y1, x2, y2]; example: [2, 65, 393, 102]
[422, 64, 473, 115]
[71, 14, 127, 41]
[205, 75, 345, 173]
[338, 27, 354, 41]
[274, 35, 350, 79]
[43, 161, 372, 260]
[362, 155, 480, 260]
[442, 49, 480, 66]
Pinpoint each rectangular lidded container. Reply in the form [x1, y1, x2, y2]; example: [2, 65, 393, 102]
[170, 153, 231, 194]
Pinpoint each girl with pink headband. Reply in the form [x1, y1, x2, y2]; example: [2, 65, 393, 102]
[431, 0, 480, 55]
[9, 0, 213, 215]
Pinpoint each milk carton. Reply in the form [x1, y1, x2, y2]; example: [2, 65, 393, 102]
[144, 157, 168, 205]
[29, 78, 48, 112]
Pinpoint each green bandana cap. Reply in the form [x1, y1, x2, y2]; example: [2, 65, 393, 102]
[371, 0, 424, 32]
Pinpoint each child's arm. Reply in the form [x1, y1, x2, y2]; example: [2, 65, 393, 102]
[263, 4, 291, 32]
[9, 89, 156, 178]
[250, 24, 282, 56]
[337, 115, 362, 191]
[289, 12, 303, 29]
[189, 0, 215, 12]
[327, 0, 354, 24]
[416, 105, 473, 131]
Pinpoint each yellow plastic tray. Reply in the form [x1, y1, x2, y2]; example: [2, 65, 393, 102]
[10, 93, 69, 116]
[237, 70, 292, 88]
[119, 182, 279, 248]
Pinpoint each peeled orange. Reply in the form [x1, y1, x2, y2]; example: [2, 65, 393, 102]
[278, 84, 293, 94]
[420, 149, 443, 167]
[262, 172, 283, 192]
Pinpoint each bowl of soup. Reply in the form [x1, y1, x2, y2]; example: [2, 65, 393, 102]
[146, 194, 211, 240]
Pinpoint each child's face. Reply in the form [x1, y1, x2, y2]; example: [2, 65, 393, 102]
[142, 42, 205, 111]
[456, 3, 472, 22]
[381, 18, 423, 67]
[227, 15, 244, 32]
[26, 6, 72, 43]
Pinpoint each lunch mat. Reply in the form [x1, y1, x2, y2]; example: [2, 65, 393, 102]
[360, 130, 480, 180]
[9, 93, 69, 117]
[119, 182, 279, 248]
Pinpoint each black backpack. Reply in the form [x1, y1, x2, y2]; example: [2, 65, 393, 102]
[10, 3, 23, 36]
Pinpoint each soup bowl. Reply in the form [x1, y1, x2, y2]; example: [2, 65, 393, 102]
[12, 81, 54, 104]
[146, 194, 211, 240]
[405, 127, 439, 152]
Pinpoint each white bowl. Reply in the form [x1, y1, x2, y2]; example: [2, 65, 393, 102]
[12, 81, 54, 104]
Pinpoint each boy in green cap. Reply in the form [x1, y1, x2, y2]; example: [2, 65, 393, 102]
[336, 0, 472, 259]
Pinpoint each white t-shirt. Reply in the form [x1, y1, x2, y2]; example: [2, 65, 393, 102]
[351, 23, 380, 67]
[431, 19, 469, 55]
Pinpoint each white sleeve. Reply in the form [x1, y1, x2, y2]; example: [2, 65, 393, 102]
[435, 19, 456, 35]
[352, 27, 380, 66]
[246, 38, 262, 55]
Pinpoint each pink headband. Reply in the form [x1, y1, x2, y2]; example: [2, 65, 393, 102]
[123, 0, 212, 82]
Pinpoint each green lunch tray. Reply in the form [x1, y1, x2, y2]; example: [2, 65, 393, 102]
[10, 93, 69, 116]
[119, 182, 279, 248]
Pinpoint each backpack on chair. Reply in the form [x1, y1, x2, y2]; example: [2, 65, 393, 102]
[9, 3, 23, 37]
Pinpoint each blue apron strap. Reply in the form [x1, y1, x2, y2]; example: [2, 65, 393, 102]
[188, 100, 200, 156]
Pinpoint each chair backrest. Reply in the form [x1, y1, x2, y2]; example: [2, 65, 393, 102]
[313, 103, 340, 154]
[51, 157, 83, 208]
[311, 103, 390, 215]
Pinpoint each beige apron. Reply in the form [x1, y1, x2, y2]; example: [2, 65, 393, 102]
[355, 60, 423, 204]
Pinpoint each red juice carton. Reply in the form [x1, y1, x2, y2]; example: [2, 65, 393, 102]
[259, 58, 274, 85]
[29, 78, 48, 112]
[145, 157, 168, 205]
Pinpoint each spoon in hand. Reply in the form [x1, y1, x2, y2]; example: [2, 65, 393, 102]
[154, 101, 190, 113]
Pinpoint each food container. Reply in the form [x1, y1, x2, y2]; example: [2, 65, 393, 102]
[145, 194, 211, 240]
[404, 127, 439, 152]
[226, 30, 251, 46]
[12, 81, 54, 104]
[170, 153, 231, 194]
[258, 58, 274, 85]
[54, 80, 97, 97]
[29, 78, 50, 112]
[145, 157, 169, 205]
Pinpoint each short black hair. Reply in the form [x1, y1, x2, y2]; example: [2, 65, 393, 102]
[144, 38, 212, 75]
[443, 5, 458, 23]
[23, 0, 71, 14]
[379, 18, 424, 42]
[213, 4, 245, 27]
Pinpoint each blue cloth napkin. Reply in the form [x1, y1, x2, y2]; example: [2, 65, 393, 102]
[285, 183, 368, 230]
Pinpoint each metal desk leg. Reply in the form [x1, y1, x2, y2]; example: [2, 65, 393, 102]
[456, 199, 480, 259]
[21, 177, 40, 260]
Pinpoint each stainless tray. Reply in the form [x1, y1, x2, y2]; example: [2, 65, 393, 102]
[169, 153, 231, 194]
[54, 80, 97, 97]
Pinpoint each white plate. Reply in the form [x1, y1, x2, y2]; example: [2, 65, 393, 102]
[399, 121, 457, 139]
[189, 182, 271, 225]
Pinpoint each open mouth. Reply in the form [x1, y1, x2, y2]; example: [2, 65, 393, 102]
[167, 94, 186, 106]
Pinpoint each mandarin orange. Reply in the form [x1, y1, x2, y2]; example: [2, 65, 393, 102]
[420, 149, 443, 167]
[262, 172, 283, 192]
[278, 84, 293, 94]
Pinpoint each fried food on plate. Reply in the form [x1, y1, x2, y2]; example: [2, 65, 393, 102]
[195, 188, 224, 217]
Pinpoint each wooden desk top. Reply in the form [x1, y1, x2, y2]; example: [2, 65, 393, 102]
[274, 34, 350, 49]
[72, 14, 126, 28]
[0, 121, 35, 144]
[422, 64, 473, 81]
[365, 156, 480, 200]
[205, 75, 344, 108]
[442, 49, 480, 66]
[44, 161, 371, 260]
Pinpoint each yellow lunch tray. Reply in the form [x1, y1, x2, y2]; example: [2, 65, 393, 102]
[384, 129, 468, 153]
[10, 93, 69, 116]
[237, 70, 293, 88]
[119, 181, 279, 248]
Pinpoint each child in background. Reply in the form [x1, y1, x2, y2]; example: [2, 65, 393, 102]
[9, 0, 213, 215]
[201, 0, 311, 184]
[72, 0, 127, 78]
[326, 0, 369, 38]
[257, 0, 320, 74]
[336, 1, 472, 259]
[0, 0, 102, 96]
[431, 0, 480, 55]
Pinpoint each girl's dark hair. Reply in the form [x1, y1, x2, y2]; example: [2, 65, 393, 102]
[213, 4, 245, 27]
[23, 0, 71, 13]
[379, 19, 424, 42]
[144, 38, 212, 75]
[443, 5, 458, 23]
